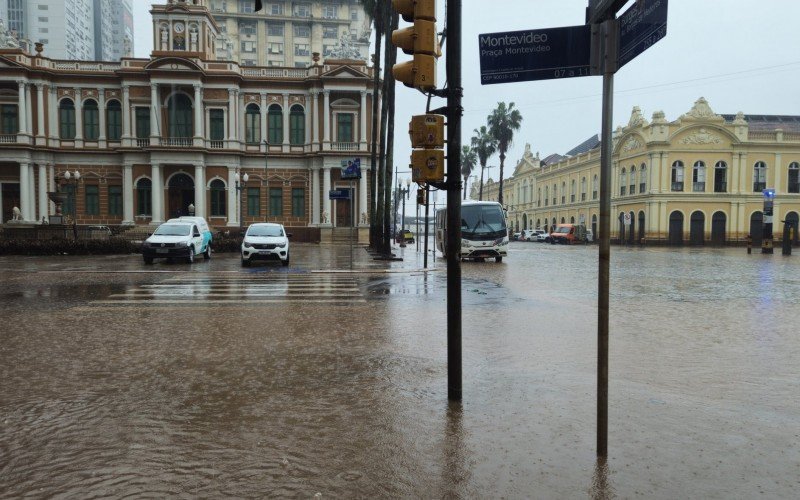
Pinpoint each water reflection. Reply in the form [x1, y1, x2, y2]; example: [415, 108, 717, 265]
[589, 456, 615, 499]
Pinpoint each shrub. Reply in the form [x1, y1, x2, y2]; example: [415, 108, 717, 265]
[0, 237, 140, 256]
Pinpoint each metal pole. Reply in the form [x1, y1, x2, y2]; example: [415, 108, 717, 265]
[597, 17, 617, 458]
[416, 190, 420, 252]
[264, 140, 269, 222]
[424, 186, 430, 268]
[393, 170, 399, 245]
[446, 0, 463, 401]
[237, 180, 242, 234]
[350, 179, 354, 269]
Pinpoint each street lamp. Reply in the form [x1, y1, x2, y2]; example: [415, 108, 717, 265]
[63, 169, 80, 239]
[263, 139, 269, 221]
[235, 171, 249, 235]
[398, 178, 411, 247]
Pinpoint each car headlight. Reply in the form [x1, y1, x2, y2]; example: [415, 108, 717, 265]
[243, 241, 252, 248]
[461, 241, 471, 248]
[276, 242, 287, 248]
[142, 241, 151, 248]
[494, 238, 506, 246]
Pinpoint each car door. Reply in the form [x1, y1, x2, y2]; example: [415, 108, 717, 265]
[192, 225, 202, 253]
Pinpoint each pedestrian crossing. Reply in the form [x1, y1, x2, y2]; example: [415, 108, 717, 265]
[92, 273, 367, 305]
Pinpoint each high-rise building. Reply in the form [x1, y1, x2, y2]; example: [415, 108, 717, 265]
[0, 0, 133, 61]
[208, 0, 371, 67]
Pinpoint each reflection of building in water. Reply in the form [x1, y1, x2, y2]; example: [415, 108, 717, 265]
[478, 98, 800, 246]
[0, 0, 378, 243]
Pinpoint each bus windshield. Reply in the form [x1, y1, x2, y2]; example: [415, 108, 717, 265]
[461, 205, 507, 239]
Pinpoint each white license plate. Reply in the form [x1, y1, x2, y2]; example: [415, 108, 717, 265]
[156, 248, 169, 254]
[259, 250, 272, 255]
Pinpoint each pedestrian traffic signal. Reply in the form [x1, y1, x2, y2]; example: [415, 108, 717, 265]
[416, 187, 427, 205]
[409, 114, 445, 148]
[411, 149, 445, 183]
[392, 0, 439, 91]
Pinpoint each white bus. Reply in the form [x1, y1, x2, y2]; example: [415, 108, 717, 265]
[435, 200, 509, 262]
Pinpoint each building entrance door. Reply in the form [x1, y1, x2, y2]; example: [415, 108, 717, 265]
[168, 173, 195, 219]
[335, 188, 353, 227]
[1, 182, 21, 222]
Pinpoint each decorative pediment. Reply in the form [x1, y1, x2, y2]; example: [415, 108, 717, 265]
[680, 97, 723, 122]
[679, 127, 722, 145]
[627, 106, 648, 128]
[622, 136, 643, 152]
[322, 64, 368, 79]
[144, 57, 203, 72]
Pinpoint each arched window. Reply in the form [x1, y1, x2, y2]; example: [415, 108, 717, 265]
[560, 217, 566, 224]
[106, 100, 122, 141]
[570, 179, 576, 203]
[620, 167, 627, 196]
[551, 217, 556, 232]
[693, 161, 706, 192]
[268, 104, 283, 144]
[83, 99, 99, 140]
[210, 179, 226, 216]
[167, 93, 193, 138]
[561, 181, 566, 204]
[581, 177, 587, 201]
[537, 187, 542, 207]
[671, 161, 684, 191]
[570, 216, 575, 224]
[788, 162, 799, 193]
[552, 184, 556, 205]
[289, 104, 305, 145]
[543, 186, 548, 206]
[638, 163, 646, 193]
[136, 178, 152, 216]
[0, 102, 18, 134]
[59, 98, 76, 140]
[593, 174, 598, 199]
[245, 104, 261, 144]
[753, 161, 767, 191]
[629, 165, 636, 194]
[714, 161, 728, 193]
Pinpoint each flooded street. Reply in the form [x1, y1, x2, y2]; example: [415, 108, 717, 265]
[1, 243, 799, 498]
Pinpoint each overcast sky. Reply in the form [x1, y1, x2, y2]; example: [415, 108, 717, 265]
[134, 0, 800, 197]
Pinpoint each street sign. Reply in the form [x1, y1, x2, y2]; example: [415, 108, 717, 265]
[586, 0, 629, 24]
[479, 25, 592, 85]
[329, 189, 351, 200]
[341, 158, 361, 180]
[618, 0, 668, 69]
[623, 212, 631, 226]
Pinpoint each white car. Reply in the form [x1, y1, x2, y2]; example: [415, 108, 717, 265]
[142, 221, 210, 264]
[241, 223, 291, 267]
[534, 229, 549, 242]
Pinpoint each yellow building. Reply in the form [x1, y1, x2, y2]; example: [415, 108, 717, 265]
[476, 98, 800, 245]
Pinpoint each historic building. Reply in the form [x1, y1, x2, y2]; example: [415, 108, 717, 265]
[0, 0, 378, 241]
[475, 98, 800, 245]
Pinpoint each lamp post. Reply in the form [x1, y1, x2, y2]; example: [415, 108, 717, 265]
[263, 139, 269, 221]
[398, 178, 411, 247]
[63, 169, 80, 239]
[235, 172, 249, 235]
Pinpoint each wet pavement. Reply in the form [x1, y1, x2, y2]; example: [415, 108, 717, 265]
[1, 241, 799, 498]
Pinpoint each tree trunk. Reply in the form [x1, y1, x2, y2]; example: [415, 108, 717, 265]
[479, 162, 485, 200]
[498, 151, 506, 205]
[463, 175, 468, 199]
[368, 7, 383, 250]
[381, 11, 399, 254]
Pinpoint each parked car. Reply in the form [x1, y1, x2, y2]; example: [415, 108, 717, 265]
[521, 229, 536, 241]
[241, 222, 291, 267]
[511, 232, 522, 241]
[549, 223, 588, 244]
[395, 229, 415, 244]
[533, 229, 549, 242]
[142, 221, 211, 264]
[167, 216, 213, 250]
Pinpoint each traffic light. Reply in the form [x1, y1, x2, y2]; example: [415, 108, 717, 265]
[392, 0, 439, 91]
[409, 114, 445, 183]
[416, 187, 427, 206]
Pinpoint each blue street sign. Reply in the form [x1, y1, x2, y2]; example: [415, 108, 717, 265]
[329, 189, 351, 200]
[479, 25, 592, 85]
[618, 0, 668, 69]
[341, 158, 361, 180]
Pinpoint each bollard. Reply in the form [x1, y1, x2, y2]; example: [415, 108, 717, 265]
[762, 237, 773, 255]
[746, 234, 752, 254]
[782, 222, 793, 256]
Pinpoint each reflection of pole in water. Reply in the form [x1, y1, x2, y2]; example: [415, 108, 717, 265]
[589, 456, 615, 500]
[441, 401, 468, 493]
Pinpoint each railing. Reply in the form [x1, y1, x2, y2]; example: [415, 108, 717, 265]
[162, 137, 193, 147]
[331, 142, 359, 151]
[136, 138, 150, 147]
[693, 182, 706, 192]
[671, 182, 684, 192]
[242, 67, 308, 78]
[209, 140, 224, 149]
[53, 61, 121, 72]
[0, 134, 16, 143]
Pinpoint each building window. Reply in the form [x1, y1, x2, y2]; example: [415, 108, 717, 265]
[245, 104, 261, 144]
[561, 182, 566, 204]
[209, 109, 225, 141]
[247, 187, 260, 216]
[59, 98, 76, 140]
[108, 185, 122, 216]
[593, 174, 598, 199]
[294, 25, 310, 38]
[239, 0, 254, 14]
[581, 177, 587, 201]
[210, 179, 226, 216]
[239, 20, 256, 35]
[753, 161, 767, 192]
[322, 4, 338, 18]
[268, 104, 283, 144]
[351, 9, 358, 21]
[167, 93, 193, 138]
[135, 107, 150, 138]
[336, 113, 353, 142]
[693, 161, 706, 192]
[241, 41, 256, 53]
[84, 185, 99, 215]
[570, 179, 576, 203]
[289, 105, 304, 145]
[620, 168, 627, 196]
[639, 164, 647, 193]
[323, 45, 335, 57]
[269, 42, 284, 54]
[294, 43, 309, 56]
[537, 188, 542, 207]
[671, 161, 684, 191]
[552, 183, 556, 206]
[629, 165, 636, 194]
[291, 188, 304, 216]
[294, 3, 311, 17]
[62, 184, 75, 217]
[0, 104, 18, 134]
[323, 25, 338, 39]
[714, 161, 727, 193]
[544, 186, 548, 206]
[136, 178, 152, 216]
[789, 162, 800, 194]
[268, 23, 284, 36]
[269, 187, 283, 216]
[106, 100, 122, 140]
[270, 3, 283, 15]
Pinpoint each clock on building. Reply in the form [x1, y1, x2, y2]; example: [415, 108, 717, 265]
[174, 22, 185, 34]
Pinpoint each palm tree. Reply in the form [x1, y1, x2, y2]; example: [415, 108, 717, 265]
[487, 102, 523, 206]
[471, 126, 497, 201]
[461, 145, 477, 200]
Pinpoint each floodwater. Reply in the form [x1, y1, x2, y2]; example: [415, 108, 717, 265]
[1, 243, 799, 498]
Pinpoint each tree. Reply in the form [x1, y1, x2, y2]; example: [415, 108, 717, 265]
[487, 102, 523, 206]
[470, 126, 497, 201]
[460, 145, 477, 200]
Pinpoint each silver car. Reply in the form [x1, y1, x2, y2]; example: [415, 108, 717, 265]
[241, 223, 291, 267]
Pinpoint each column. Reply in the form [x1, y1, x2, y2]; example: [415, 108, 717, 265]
[38, 163, 48, 222]
[238, 91, 246, 145]
[227, 88, 236, 143]
[359, 166, 368, 225]
[193, 84, 203, 146]
[359, 90, 367, 148]
[194, 164, 206, 217]
[19, 163, 30, 221]
[48, 86, 58, 144]
[774, 153, 782, 193]
[304, 95, 312, 150]
[48, 164, 55, 214]
[74, 87, 83, 145]
[311, 90, 320, 150]
[36, 84, 45, 142]
[648, 153, 655, 194]
[151, 163, 164, 224]
[122, 164, 134, 225]
[739, 153, 749, 195]
[322, 90, 330, 149]
[17, 81, 28, 136]
[25, 84, 33, 139]
[121, 85, 131, 144]
[660, 152, 670, 193]
[227, 166, 238, 226]
[322, 166, 331, 225]
[150, 83, 159, 140]
[29, 164, 36, 221]
[731, 153, 740, 194]
[259, 92, 267, 149]
[282, 93, 290, 151]
[312, 166, 320, 225]
[98, 88, 107, 147]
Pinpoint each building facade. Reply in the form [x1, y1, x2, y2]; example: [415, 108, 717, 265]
[476, 98, 800, 245]
[0, 0, 378, 239]
[209, 0, 370, 67]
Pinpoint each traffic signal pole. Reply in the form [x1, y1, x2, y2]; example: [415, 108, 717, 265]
[445, 0, 463, 401]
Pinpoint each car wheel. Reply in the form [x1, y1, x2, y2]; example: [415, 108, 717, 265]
[495, 256, 503, 263]
[203, 244, 212, 260]
[187, 248, 195, 264]
[143, 256, 153, 265]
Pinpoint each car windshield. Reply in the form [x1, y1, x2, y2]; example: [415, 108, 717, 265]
[153, 224, 191, 236]
[556, 227, 572, 234]
[248, 226, 284, 237]
[461, 205, 507, 239]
